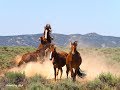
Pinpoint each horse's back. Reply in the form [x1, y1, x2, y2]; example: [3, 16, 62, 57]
[59, 51, 68, 58]
[55, 53, 66, 68]
[22, 52, 37, 63]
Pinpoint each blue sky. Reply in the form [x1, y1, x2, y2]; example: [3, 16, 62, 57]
[0, 0, 120, 36]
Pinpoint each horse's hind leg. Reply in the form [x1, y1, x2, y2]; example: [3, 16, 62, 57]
[56, 69, 59, 76]
[56, 69, 59, 80]
[54, 67, 57, 81]
[60, 68, 63, 79]
[18, 60, 23, 67]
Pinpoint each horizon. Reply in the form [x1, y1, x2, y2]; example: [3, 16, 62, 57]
[0, 0, 120, 37]
[0, 32, 120, 37]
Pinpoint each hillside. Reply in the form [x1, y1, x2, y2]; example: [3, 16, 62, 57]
[0, 33, 120, 47]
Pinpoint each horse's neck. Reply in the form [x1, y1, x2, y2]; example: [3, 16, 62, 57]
[44, 29, 50, 36]
[70, 48, 77, 53]
[54, 51, 59, 59]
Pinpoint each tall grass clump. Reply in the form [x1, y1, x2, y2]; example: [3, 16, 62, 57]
[85, 73, 120, 90]
[27, 74, 50, 90]
[51, 79, 80, 90]
[4, 72, 26, 85]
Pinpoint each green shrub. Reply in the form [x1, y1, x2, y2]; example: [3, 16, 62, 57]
[27, 82, 50, 90]
[27, 74, 46, 84]
[98, 73, 118, 87]
[4, 72, 26, 85]
[86, 79, 104, 90]
[52, 79, 80, 90]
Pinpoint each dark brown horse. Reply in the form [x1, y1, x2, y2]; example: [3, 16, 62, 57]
[44, 24, 53, 43]
[49, 45, 68, 81]
[66, 41, 83, 81]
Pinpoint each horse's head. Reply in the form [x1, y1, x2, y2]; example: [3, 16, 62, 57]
[45, 24, 51, 30]
[49, 44, 56, 60]
[70, 41, 78, 54]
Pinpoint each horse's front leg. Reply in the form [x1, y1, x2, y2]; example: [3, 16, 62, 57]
[56, 68, 59, 80]
[69, 62, 74, 78]
[73, 68, 78, 81]
[66, 64, 69, 79]
[45, 48, 49, 57]
[54, 66, 56, 81]
[60, 68, 63, 79]
[56, 69, 59, 76]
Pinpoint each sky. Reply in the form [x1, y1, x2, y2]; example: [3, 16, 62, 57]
[0, 0, 120, 36]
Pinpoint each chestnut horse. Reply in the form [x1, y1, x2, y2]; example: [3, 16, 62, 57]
[66, 41, 83, 81]
[17, 50, 40, 67]
[49, 45, 68, 81]
[17, 44, 50, 67]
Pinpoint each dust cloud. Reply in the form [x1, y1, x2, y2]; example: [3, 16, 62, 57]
[9, 52, 120, 81]
[80, 53, 120, 81]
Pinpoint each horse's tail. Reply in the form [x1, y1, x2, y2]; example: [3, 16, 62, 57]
[77, 68, 86, 78]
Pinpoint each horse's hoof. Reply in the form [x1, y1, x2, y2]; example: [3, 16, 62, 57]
[80, 73, 86, 78]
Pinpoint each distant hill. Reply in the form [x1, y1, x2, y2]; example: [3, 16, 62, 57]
[0, 33, 120, 48]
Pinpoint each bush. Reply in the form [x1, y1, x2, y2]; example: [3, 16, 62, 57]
[98, 73, 118, 87]
[4, 72, 26, 85]
[27, 82, 50, 90]
[27, 74, 50, 90]
[52, 79, 80, 90]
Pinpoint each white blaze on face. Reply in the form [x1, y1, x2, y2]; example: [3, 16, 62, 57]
[49, 52, 52, 60]
[45, 30, 48, 39]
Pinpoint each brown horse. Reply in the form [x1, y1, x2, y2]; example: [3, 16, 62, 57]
[66, 41, 84, 81]
[17, 44, 49, 67]
[17, 50, 40, 67]
[49, 45, 68, 81]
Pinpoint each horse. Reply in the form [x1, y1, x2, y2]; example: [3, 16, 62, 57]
[17, 50, 40, 67]
[66, 41, 83, 81]
[43, 24, 53, 43]
[17, 44, 50, 67]
[49, 45, 68, 81]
